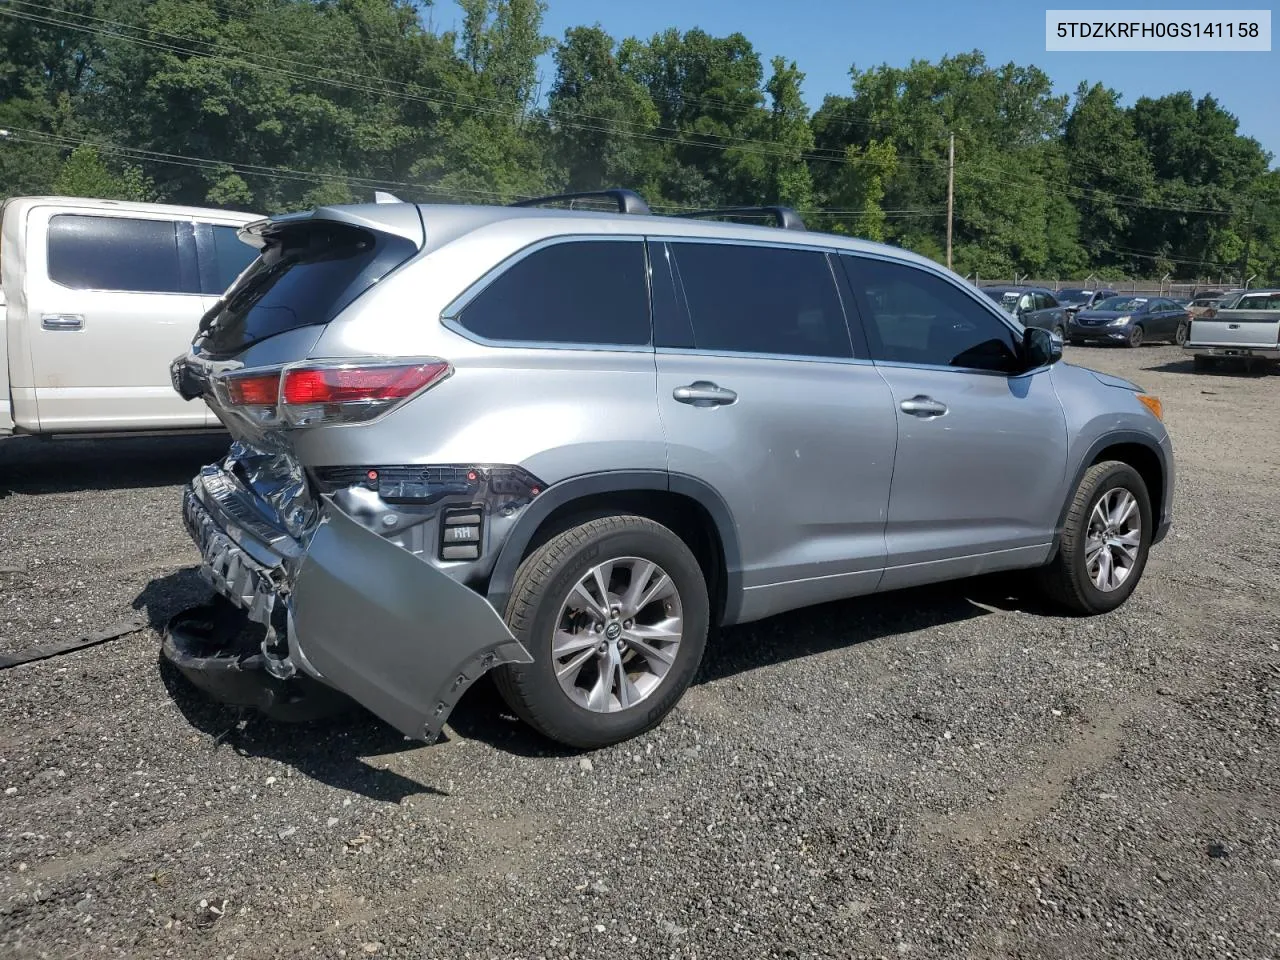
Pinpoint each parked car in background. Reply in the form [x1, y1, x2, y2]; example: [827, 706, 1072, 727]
[981, 285, 1069, 337]
[1055, 287, 1120, 318]
[1068, 295, 1190, 348]
[1186, 293, 1227, 320]
[1184, 288, 1280, 372]
[1, 196, 260, 438]
[166, 190, 1174, 750]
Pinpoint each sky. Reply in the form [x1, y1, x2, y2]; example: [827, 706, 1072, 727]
[436, 0, 1279, 165]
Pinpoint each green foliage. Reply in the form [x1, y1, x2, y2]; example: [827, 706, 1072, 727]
[53, 145, 156, 201]
[0, 2, 1275, 281]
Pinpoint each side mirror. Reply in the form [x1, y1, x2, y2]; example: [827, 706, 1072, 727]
[1022, 326, 1061, 369]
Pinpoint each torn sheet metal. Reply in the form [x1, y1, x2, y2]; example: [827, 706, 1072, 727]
[289, 499, 532, 742]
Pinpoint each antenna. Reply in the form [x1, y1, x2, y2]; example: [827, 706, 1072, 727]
[374, 191, 402, 204]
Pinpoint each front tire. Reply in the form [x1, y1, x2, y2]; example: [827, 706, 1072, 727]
[1037, 461, 1153, 615]
[493, 515, 710, 749]
[1127, 324, 1145, 348]
[1174, 322, 1189, 346]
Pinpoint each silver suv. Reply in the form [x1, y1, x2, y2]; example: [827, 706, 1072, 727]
[167, 190, 1174, 749]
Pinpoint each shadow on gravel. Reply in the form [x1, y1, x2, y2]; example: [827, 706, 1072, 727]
[142, 568, 1054, 768]
[157, 654, 441, 803]
[1147, 357, 1273, 377]
[0, 433, 229, 498]
[695, 573, 1046, 685]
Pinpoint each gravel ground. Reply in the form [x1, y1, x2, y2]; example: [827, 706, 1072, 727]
[1, 344, 1277, 960]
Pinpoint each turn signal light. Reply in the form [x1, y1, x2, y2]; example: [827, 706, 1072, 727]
[225, 372, 280, 406]
[1137, 393, 1163, 420]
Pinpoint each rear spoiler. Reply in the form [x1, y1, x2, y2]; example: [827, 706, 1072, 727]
[237, 202, 426, 250]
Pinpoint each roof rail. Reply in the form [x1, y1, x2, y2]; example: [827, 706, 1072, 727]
[674, 206, 807, 231]
[510, 189, 651, 215]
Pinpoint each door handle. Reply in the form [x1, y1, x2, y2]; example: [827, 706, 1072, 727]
[673, 381, 737, 406]
[42, 314, 84, 331]
[900, 395, 947, 418]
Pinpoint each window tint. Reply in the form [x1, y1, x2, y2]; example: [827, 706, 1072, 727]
[843, 256, 1021, 372]
[456, 240, 649, 346]
[199, 220, 417, 358]
[665, 242, 851, 358]
[1036, 292, 1058, 310]
[47, 214, 194, 294]
[210, 225, 259, 294]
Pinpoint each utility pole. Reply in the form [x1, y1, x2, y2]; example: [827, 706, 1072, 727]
[1239, 200, 1256, 286]
[946, 132, 955, 271]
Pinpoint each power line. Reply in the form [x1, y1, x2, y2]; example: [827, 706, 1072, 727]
[2, 5, 930, 173]
[4, 126, 944, 222]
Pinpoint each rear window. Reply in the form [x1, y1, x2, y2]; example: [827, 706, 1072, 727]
[198, 221, 417, 357]
[47, 214, 197, 294]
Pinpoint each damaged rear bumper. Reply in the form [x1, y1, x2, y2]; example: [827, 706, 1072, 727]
[169, 463, 533, 741]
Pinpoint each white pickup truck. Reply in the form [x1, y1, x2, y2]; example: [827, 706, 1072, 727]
[1, 196, 260, 437]
[1184, 288, 1280, 373]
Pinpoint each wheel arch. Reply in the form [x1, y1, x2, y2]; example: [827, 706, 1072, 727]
[485, 471, 744, 628]
[1051, 430, 1168, 558]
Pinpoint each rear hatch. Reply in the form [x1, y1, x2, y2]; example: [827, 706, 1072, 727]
[1190, 291, 1280, 346]
[170, 204, 426, 533]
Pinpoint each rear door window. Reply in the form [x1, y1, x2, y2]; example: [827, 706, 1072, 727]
[660, 241, 852, 358]
[198, 220, 417, 357]
[46, 214, 198, 294]
[453, 239, 650, 347]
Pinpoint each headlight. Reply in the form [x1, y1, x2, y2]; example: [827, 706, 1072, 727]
[1108, 315, 1132, 326]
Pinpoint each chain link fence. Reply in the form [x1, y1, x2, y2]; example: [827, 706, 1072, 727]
[964, 276, 1247, 298]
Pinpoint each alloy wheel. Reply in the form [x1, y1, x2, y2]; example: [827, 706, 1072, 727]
[551, 556, 684, 712]
[1084, 488, 1142, 592]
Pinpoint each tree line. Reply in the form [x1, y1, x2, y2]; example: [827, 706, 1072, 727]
[2, 0, 1277, 282]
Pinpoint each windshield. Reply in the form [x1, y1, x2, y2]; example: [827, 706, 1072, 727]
[196, 220, 417, 358]
[1093, 296, 1148, 313]
[982, 289, 1021, 313]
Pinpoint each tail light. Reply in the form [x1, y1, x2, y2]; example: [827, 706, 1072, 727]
[220, 359, 452, 427]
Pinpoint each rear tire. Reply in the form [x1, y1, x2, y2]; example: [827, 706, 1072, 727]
[493, 515, 709, 749]
[1036, 461, 1153, 616]
[1127, 324, 1144, 348]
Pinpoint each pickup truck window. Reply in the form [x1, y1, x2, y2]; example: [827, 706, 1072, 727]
[209, 225, 259, 294]
[47, 214, 198, 294]
[1231, 293, 1280, 311]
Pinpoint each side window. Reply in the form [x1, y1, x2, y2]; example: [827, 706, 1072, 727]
[46, 214, 195, 294]
[843, 256, 1021, 373]
[455, 239, 650, 346]
[209, 225, 259, 294]
[1039, 292, 1058, 310]
[664, 242, 852, 358]
[1017, 292, 1035, 313]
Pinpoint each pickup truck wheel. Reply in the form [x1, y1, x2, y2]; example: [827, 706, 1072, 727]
[1127, 324, 1144, 348]
[493, 515, 709, 749]
[1174, 322, 1189, 346]
[1036, 461, 1153, 616]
